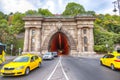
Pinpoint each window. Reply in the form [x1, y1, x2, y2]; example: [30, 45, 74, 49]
[108, 55, 114, 58]
[32, 38, 35, 43]
[31, 29, 35, 51]
[32, 30, 35, 35]
[103, 55, 108, 58]
[35, 56, 38, 60]
[84, 36, 87, 45]
[103, 55, 114, 58]
[83, 29, 87, 34]
[31, 56, 34, 62]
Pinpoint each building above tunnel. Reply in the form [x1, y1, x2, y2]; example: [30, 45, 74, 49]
[22, 15, 96, 56]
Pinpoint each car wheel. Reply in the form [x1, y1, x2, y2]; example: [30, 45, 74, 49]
[100, 61, 103, 65]
[25, 67, 30, 75]
[38, 62, 41, 68]
[111, 64, 116, 70]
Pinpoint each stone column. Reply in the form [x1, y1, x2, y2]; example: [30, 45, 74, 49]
[88, 27, 94, 52]
[35, 28, 41, 52]
[77, 28, 82, 53]
[23, 28, 29, 52]
[29, 29, 32, 52]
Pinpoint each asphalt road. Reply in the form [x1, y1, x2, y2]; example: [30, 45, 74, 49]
[62, 56, 120, 80]
[0, 56, 120, 80]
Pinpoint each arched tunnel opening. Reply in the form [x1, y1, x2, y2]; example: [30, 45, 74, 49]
[48, 32, 70, 55]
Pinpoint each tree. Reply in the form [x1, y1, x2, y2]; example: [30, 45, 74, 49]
[25, 10, 37, 15]
[94, 25, 114, 53]
[0, 11, 5, 19]
[62, 2, 85, 16]
[38, 8, 53, 16]
[86, 11, 95, 16]
[9, 12, 25, 34]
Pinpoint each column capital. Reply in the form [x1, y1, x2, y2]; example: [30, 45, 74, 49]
[89, 25, 94, 29]
[25, 27, 30, 29]
[76, 25, 83, 29]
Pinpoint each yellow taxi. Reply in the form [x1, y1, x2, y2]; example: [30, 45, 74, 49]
[0, 53, 42, 76]
[0, 50, 6, 64]
[100, 51, 120, 70]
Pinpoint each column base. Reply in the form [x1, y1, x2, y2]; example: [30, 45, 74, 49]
[70, 51, 96, 57]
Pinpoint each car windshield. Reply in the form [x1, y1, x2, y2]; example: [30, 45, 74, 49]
[13, 56, 29, 62]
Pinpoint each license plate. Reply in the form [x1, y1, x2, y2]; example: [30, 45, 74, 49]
[4, 70, 12, 73]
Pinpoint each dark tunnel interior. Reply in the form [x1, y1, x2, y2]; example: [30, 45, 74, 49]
[49, 32, 70, 55]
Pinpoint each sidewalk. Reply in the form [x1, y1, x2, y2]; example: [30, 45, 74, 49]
[77, 54, 104, 59]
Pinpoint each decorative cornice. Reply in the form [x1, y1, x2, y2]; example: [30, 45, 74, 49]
[23, 15, 96, 22]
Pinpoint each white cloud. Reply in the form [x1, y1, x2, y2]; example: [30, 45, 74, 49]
[95, 0, 119, 15]
[0, 0, 118, 15]
[42, 0, 55, 14]
[0, 0, 36, 14]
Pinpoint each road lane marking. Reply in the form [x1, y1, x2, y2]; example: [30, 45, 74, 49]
[60, 56, 69, 80]
[46, 56, 69, 80]
[47, 57, 60, 80]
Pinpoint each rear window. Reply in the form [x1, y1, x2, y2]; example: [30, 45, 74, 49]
[45, 52, 52, 55]
[116, 56, 120, 59]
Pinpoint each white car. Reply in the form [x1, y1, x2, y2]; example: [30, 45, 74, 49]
[43, 52, 54, 60]
[52, 52, 58, 57]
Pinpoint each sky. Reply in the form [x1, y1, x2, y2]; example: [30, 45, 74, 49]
[0, 0, 119, 15]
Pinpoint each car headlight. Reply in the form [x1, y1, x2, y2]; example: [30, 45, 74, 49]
[16, 66, 24, 70]
[1, 67, 4, 70]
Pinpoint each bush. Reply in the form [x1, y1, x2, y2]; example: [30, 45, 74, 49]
[94, 45, 114, 54]
[94, 45, 107, 53]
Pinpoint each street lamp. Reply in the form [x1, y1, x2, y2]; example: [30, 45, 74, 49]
[10, 44, 13, 56]
[19, 48, 21, 55]
[113, 0, 120, 15]
[106, 44, 109, 54]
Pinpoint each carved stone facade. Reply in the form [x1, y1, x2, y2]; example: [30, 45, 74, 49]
[22, 15, 96, 56]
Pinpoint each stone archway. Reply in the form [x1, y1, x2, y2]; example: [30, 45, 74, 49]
[48, 31, 70, 55]
[42, 28, 76, 55]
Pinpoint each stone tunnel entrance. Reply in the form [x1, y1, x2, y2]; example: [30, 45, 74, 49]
[48, 32, 70, 55]
[23, 16, 96, 56]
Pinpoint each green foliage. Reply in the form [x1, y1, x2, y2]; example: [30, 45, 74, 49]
[15, 38, 24, 49]
[62, 2, 85, 16]
[86, 11, 95, 16]
[25, 10, 37, 15]
[6, 12, 25, 35]
[0, 11, 5, 19]
[94, 45, 107, 53]
[25, 8, 53, 16]
[95, 14, 120, 34]
[9, 20, 24, 34]
[94, 27, 114, 53]
[12, 38, 24, 55]
[94, 14, 120, 53]
[113, 33, 120, 44]
[38, 8, 53, 16]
